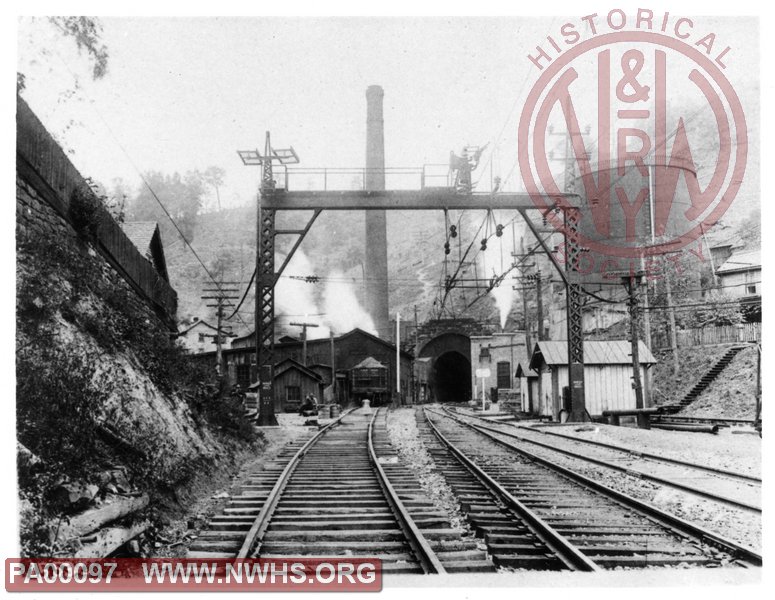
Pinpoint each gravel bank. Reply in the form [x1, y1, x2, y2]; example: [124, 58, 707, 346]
[523, 421, 761, 479]
[679, 346, 759, 418]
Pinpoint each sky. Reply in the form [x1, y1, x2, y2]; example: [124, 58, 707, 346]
[15, 14, 761, 219]
[17, 17, 558, 208]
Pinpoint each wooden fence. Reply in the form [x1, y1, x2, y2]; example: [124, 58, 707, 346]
[654, 322, 760, 349]
[16, 95, 177, 327]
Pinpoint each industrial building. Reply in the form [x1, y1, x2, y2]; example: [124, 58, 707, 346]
[194, 328, 412, 412]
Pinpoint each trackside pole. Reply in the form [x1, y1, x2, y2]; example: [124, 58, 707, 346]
[396, 312, 401, 405]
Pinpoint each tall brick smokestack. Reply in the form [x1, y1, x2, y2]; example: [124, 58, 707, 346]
[364, 85, 390, 339]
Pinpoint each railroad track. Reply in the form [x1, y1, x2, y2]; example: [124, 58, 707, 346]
[416, 408, 599, 571]
[424, 407, 761, 569]
[447, 406, 761, 513]
[188, 408, 493, 575]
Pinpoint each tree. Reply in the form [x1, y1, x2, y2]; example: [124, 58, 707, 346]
[202, 167, 226, 212]
[106, 178, 131, 223]
[17, 17, 108, 93]
[127, 171, 204, 245]
[679, 291, 743, 329]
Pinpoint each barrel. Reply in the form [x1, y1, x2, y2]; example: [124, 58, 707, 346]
[330, 405, 340, 419]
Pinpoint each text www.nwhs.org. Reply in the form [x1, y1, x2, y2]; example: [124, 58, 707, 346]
[5, 558, 382, 591]
[144, 560, 379, 584]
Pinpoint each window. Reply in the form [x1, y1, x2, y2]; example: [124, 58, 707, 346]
[747, 285, 757, 295]
[198, 333, 205, 342]
[286, 386, 301, 402]
[497, 361, 512, 389]
[236, 364, 251, 389]
[479, 346, 491, 362]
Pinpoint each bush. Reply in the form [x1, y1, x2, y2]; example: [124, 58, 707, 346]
[16, 343, 113, 481]
[69, 186, 103, 240]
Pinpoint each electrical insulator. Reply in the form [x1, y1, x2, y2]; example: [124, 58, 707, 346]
[480, 239, 487, 251]
[450, 225, 457, 238]
[444, 242, 450, 255]
[495, 224, 503, 237]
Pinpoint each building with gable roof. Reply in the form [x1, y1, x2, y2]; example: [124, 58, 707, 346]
[529, 340, 657, 420]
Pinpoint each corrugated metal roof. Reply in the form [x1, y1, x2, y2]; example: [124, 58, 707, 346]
[717, 250, 761, 274]
[531, 340, 656, 369]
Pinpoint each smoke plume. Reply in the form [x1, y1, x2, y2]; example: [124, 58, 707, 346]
[322, 271, 378, 336]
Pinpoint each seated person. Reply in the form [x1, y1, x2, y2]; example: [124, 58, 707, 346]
[298, 394, 318, 417]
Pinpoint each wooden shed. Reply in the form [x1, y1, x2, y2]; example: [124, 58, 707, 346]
[529, 341, 657, 420]
[515, 362, 539, 414]
[272, 358, 324, 413]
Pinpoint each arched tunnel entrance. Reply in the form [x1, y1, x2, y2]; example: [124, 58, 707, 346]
[418, 332, 472, 404]
[430, 351, 472, 403]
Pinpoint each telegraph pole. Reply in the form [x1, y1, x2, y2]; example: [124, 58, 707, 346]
[412, 305, 419, 405]
[621, 272, 645, 409]
[664, 270, 680, 374]
[330, 331, 336, 402]
[535, 270, 544, 341]
[201, 283, 240, 379]
[289, 321, 319, 365]
[522, 280, 532, 351]
[395, 312, 401, 406]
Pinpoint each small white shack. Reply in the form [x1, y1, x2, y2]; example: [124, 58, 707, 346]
[470, 332, 529, 408]
[529, 341, 656, 420]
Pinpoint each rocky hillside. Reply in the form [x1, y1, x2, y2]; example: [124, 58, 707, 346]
[16, 235, 260, 557]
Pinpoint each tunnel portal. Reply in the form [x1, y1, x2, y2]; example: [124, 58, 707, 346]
[418, 331, 472, 403]
[430, 351, 472, 403]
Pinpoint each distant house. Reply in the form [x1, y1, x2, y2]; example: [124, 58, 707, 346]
[716, 249, 761, 298]
[177, 319, 235, 354]
[120, 222, 170, 282]
[529, 340, 657, 420]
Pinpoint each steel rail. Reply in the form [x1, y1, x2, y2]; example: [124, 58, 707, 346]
[519, 422, 761, 484]
[235, 409, 353, 558]
[467, 418, 761, 514]
[432, 408, 762, 567]
[423, 409, 601, 572]
[448, 407, 761, 487]
[367, 409, 446, 574]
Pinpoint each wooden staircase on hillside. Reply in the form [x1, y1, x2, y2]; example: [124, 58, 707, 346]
[659, 345, 748, 415]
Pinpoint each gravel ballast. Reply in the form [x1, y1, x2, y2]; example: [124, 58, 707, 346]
[386, 407, 471, 532]
[480, 423, 761, 551]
